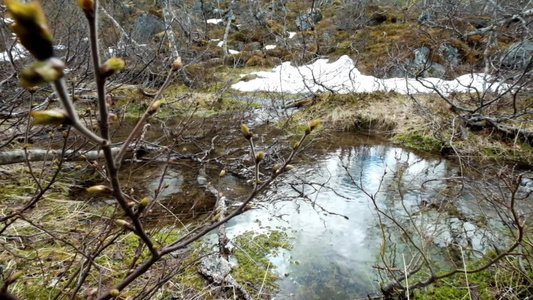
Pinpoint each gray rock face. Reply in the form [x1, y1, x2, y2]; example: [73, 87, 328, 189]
[501, 40, 533, 70]
[192, 0, 215, 16]
[296, 9, 323, 31]
[417, 9, 434, 25]
[439, 44, 460, 68]
[391, 47, 446, 78]
[132, 13, 165, 43]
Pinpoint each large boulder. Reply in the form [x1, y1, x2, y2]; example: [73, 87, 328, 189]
[132, 13, 165, 43]
[296, 8, 322, 31]
[192, 0, 215, 16]
[500, 40, 533, 70]
[391, 47, 446, 78]
[438, 44, 460, 68]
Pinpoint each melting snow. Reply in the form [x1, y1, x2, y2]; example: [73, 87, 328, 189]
[0, 44, 28, 62]
[231, 55, 507, 95]
[207, 18, 223, 24]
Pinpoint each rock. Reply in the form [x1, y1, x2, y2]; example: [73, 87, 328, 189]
[132, 13, 165, 43]
[198, 256, 232, 284]
[500, 40, 533, 70]
[390, 47, 446, 78]
[439, 44, 460, 68]
[192, 0, 215, 16]
[296, 9, 322, 31]
[197, 175, 207, 185]
[417, 9, 435, 25]
[409, 47, 445, 77]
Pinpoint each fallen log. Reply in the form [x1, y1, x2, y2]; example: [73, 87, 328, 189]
[0, 142, 163, 165]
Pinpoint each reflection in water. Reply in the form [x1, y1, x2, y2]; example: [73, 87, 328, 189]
[220, 144, 491, 299]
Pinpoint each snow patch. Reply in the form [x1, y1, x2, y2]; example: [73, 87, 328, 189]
[206, 18, 223, 24]
[231, 55, 508, 95]
[288, 32, 297, 38]
[265, 45, 277, 50]
[217, 41, 224, 47]
[228, 49, 240, 54]
[0, 44, 28, 62]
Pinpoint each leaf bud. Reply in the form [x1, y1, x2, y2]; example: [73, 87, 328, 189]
[20, 58, 65, 88]
[108, 113, 118, 125]
[7, 0, 54, 60]
[255, 151, 265, 163]
[308, 119, 321, 131]
[219, 170, 226, 177]
[86, 185, 112, 193]
[109, 289, 120, 296]
[140, 197, 150, 207]
[172, 57, 183, 70]
[100, 57, 125, 78]
[6, 271, 24, 284]
[272, 164, 281, 174]
[293, 141, 300, 150]
[62, 130, 68, 138]
[77, 0, 95, 14]
[115, 220, 131, 227]
[285, 165, 294, 171]
[148, 100, 163, 115]
[31, 110, 70, 126]
[241, 124, 253, 140]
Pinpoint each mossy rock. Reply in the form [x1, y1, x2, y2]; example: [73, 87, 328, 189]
[225, 51, 253, 67]
[246, 55, 274, 68]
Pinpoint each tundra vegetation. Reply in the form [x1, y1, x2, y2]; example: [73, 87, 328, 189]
[0, 0, 532, 299]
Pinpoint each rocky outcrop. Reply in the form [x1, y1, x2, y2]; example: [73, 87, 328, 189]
[296, 8, 323, 31]
[500, 40, 533, 70]
[132, 13, 165, 43]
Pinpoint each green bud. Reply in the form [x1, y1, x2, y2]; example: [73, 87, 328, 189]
[140, 197, 150, 207]
[285, 165, 294, 171]
[309, 119, 321, 131]
[20, 58, 65, 88]
[255, 151, 265, 163]
[272, 164, 281, 174]
[86, 185, 112, 193]
[219, 170, 226, 177]
[31, 110, 69, 126]
[109, 289, 120, 296]
[293, 141, 300, 150]
[7, 0, 54, 60]
[172, 57, 183, 70]
[148, 100, 163, 115]
[100, 57, 125, 77]
[241, 124, 253, 140]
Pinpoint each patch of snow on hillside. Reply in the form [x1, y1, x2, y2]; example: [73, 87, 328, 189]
[207, 19, 223, 24]
[0, 44, 28, 62]
[231, 55, 507, 95]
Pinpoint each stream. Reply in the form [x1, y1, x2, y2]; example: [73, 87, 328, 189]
[198, 133, 501, 299]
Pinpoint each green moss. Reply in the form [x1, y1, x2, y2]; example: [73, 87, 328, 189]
[231, 230, 292, 294]
[393, 132, 442, 152]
